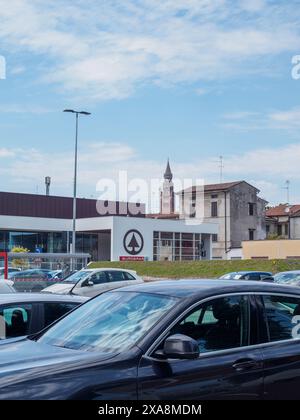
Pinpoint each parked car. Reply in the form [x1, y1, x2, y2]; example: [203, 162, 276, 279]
[0, 280, 16, 294]
[220, 271, 274, 282]
[273, 271, 300, 286]
[0, 267, 21, 279]
[0, 279, 299, 399]
[10, 269, 62, 293]
[0, 293, 87, 340]
[41, 268, 143, 297]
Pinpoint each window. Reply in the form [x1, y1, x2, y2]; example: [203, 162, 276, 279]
[249, 229, 255, 241]
[262, 295, 300, 342]
[44, 303, 78, 327]
[243, 273, 261, 280]
[90, 271, 107, 284]
[106, 271, 126, 282]
[123, 271, 136, 280]
[166, 295, 250, 354]
[211, 194, 218, 199]
[211, 201, 218, 218]
[212, 234, 218, 242]
[266, 224, 270, 234]
[248, 203, 255, 216]
[38, 291, 178, 353]
[277, 225, 282, 236]
[0, 304, 33, 339]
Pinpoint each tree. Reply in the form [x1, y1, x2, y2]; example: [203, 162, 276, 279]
[128, 233, 139, 254]
[11, 246, 30, 269]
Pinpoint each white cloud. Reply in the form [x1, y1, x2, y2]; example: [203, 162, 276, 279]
[1, 140, 300, 207]
[0, 104, 53, 114]
[222, 107, 300, 131]
[0, 0, 299, 100]
[0, 148, 15, 158]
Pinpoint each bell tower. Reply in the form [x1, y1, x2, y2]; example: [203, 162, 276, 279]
[160, 159, 175, 214]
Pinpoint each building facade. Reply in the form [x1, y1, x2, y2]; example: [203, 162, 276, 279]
[266, 204, 300, 240]
[178, 181, 267, 259]
[0, 191, 217, 262]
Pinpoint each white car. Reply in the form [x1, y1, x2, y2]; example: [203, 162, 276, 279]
[41, 268, 143, 297]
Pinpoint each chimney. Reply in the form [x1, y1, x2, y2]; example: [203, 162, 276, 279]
[45, 176, 51, 196]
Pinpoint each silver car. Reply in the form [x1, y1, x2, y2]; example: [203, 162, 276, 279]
[274, 271, 300, 286]
[41, 268, 143, 297]
[0, 280, 16, 294]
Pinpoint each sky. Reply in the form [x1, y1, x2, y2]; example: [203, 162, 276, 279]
[0, 0, 300, 210]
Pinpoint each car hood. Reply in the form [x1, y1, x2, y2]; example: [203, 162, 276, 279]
[42, 283, 74, 294]
[0, 337, 117, 390]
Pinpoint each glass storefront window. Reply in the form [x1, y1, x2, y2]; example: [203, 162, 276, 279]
[153, 231, 205, 261]
[0, 231, 68, 253]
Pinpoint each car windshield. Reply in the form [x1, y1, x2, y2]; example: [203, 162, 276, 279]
[220, 273, 240, 280]
[62, 270, 91, 284]
[274, 273, 300, 283]
[37, 291, 178, 353]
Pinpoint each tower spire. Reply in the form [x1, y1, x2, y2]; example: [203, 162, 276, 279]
[164, 159, 173, 181]
[160, 159, 175, 214]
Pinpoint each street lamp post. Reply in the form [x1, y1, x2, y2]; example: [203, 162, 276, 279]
[63, 109, 91, 255]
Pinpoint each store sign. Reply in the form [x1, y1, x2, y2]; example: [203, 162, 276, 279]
[123, 229, 144, 255]
[119, 256, 145, 261]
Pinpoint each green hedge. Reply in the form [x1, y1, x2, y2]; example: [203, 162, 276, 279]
[88, 259, 300, 279]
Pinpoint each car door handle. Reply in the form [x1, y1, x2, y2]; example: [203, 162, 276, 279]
[232, 359, 259, 371]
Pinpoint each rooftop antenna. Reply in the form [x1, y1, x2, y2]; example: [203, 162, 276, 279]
[283, 180, 290, 204]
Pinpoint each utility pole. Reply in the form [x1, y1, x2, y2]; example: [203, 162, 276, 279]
[63, 109, 91, 254]
[284, 180, 290, 204]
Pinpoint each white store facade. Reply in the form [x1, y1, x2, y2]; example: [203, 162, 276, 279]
[0, 213, 217, 262]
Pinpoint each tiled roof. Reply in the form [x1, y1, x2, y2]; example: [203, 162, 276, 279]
[266, 204, 300, 217]
[178, 181, 255, 194]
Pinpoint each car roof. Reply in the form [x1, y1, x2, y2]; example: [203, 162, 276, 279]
[82, 268, 136, 273]
[116, 279, 300, 299]
[234, 271, 271, 275]
[223, 271, 271, 276]
[0, 293, 88, 304]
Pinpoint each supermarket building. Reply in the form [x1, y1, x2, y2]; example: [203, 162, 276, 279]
[0, 191, 217, 262]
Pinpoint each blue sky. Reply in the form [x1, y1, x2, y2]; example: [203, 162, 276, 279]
[0, 0, 300, 209]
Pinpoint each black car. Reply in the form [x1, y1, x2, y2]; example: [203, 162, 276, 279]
[0, 279, 299, 400]
[0, 293, 87, 340]
[220, 271, 274, 282]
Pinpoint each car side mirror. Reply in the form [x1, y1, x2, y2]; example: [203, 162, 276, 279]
[82, 279, 94, 287]
[163, 334, 199, 360]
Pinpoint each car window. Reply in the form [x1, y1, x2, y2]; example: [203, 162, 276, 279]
[262, 295, 300, 342]
[89, 272, 107, 285]
[106, 271, 126, 282]
[167, 295, 250, 354]
[43, 302, 79, 327]
[244, 273, 261, 280]
[0, 304, 33, 339]
[123, 272, 136, 280]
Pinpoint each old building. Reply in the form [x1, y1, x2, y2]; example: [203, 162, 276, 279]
[160, 159, 175, 215]
[266, 204, 300, 239]
[178, 181, 267, 259]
